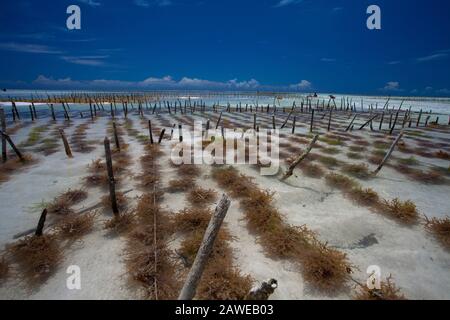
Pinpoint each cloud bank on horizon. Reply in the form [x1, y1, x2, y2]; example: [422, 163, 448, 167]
[0, 0, 449, 96]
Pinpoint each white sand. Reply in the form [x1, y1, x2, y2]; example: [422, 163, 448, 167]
[0, 111, 449, 300]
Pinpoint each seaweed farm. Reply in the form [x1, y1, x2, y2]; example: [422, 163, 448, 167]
[0, 92, 449, 300]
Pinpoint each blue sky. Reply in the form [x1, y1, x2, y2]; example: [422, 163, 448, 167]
[0, 0, 449, 96]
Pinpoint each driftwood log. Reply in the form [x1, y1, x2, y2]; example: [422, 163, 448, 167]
[282, 134, 319, 180]
[178, 194, 231, 300]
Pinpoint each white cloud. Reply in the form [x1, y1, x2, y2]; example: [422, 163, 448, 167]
[134, 0, 172, 7]
[76, 0, 101, 7]
[31, 75, 261, 90]
[290, 80, 312, 90]
[0, 42, 62, 54]
[61, 55, 108, 66]
[321, 58, 336, 62]
[436, 88, 450, 95]
[416, 53, 448, 63]
[388, 61, 401, 65]
[382, 81, 401, 92]
[274, 0, 303, 8]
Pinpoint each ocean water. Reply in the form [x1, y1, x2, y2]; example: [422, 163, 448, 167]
[1, 90, 449, 122]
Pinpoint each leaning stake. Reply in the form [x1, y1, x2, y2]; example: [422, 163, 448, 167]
[59, 128, 73, 158]
[178, 194, 231, 300]
[282, 134, 319, 180]
[372, 131, 404, 176]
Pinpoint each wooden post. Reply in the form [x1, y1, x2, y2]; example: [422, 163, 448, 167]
[379, 112, 384, 130]
[59, 128, 73, 158]
[158, 129, 166, 144]
[359, 115, 378, 130]
[50, 104, 56, 121]
[32, 102, 37, 119]
[272, 116, 276, 130]
[34, 209, 48, 237]
[291, 116, 296, 134]
[389, 112, 399, 135]
[0, 130, 24, 161]
[345, 115, 357, 132]
[89, 102, 94, 120]
[62, 103, 70, 121]
[0, 108, 7, 163]
[215, 112, 223, 129]
[179, 124, 183, 142]
[327, 110, 332, 131]
[424, 115, 430, 127]
[148, 120, 154, 144]
[204, 119, 210, 139]
[253, 114, 257, 130]
[104, 137, 119, 216]
[280, 110, 293, 129]
[282, 135, 319, 180]
[12, 102, 20, 121]
[112, 122, 120, 151]
[110, 103, 115, 119]
[178, 194, 231, 300]
[310, 109, 315, 133]
[372, 131, 404, 176]
[28, 105, 35, 121]
[416, 109, 422, 127]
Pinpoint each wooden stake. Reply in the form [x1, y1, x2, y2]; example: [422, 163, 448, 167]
[215, 112, 223, 129]
[0, 130, 23, 161]
[148, 120, 154, 144]
[359, 115, 378, 130]
[104, 137, 119, 217]
[280, 110, 293, 129]
[59, 128, 73, 158]
[379, 112, 384, 130]
[28, 105, 34, 121]
[282, 135, 319, 180]
[310, 109, 315, 133]
[178, 194, 231, 300]
[112, 122, 120, 151]
[89, 102, 94, 120]
[34, 209, 48, 236]
[0, 108, 7, 163]
[50, 104, 56, 121]
[389, 112, 399, 135]
[327, 110, 332, 131]
[372, 131, 404, 176]
[291, 116, 296, 134]
[158, 129, 166, 144]
[345, 115, 357, 132]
